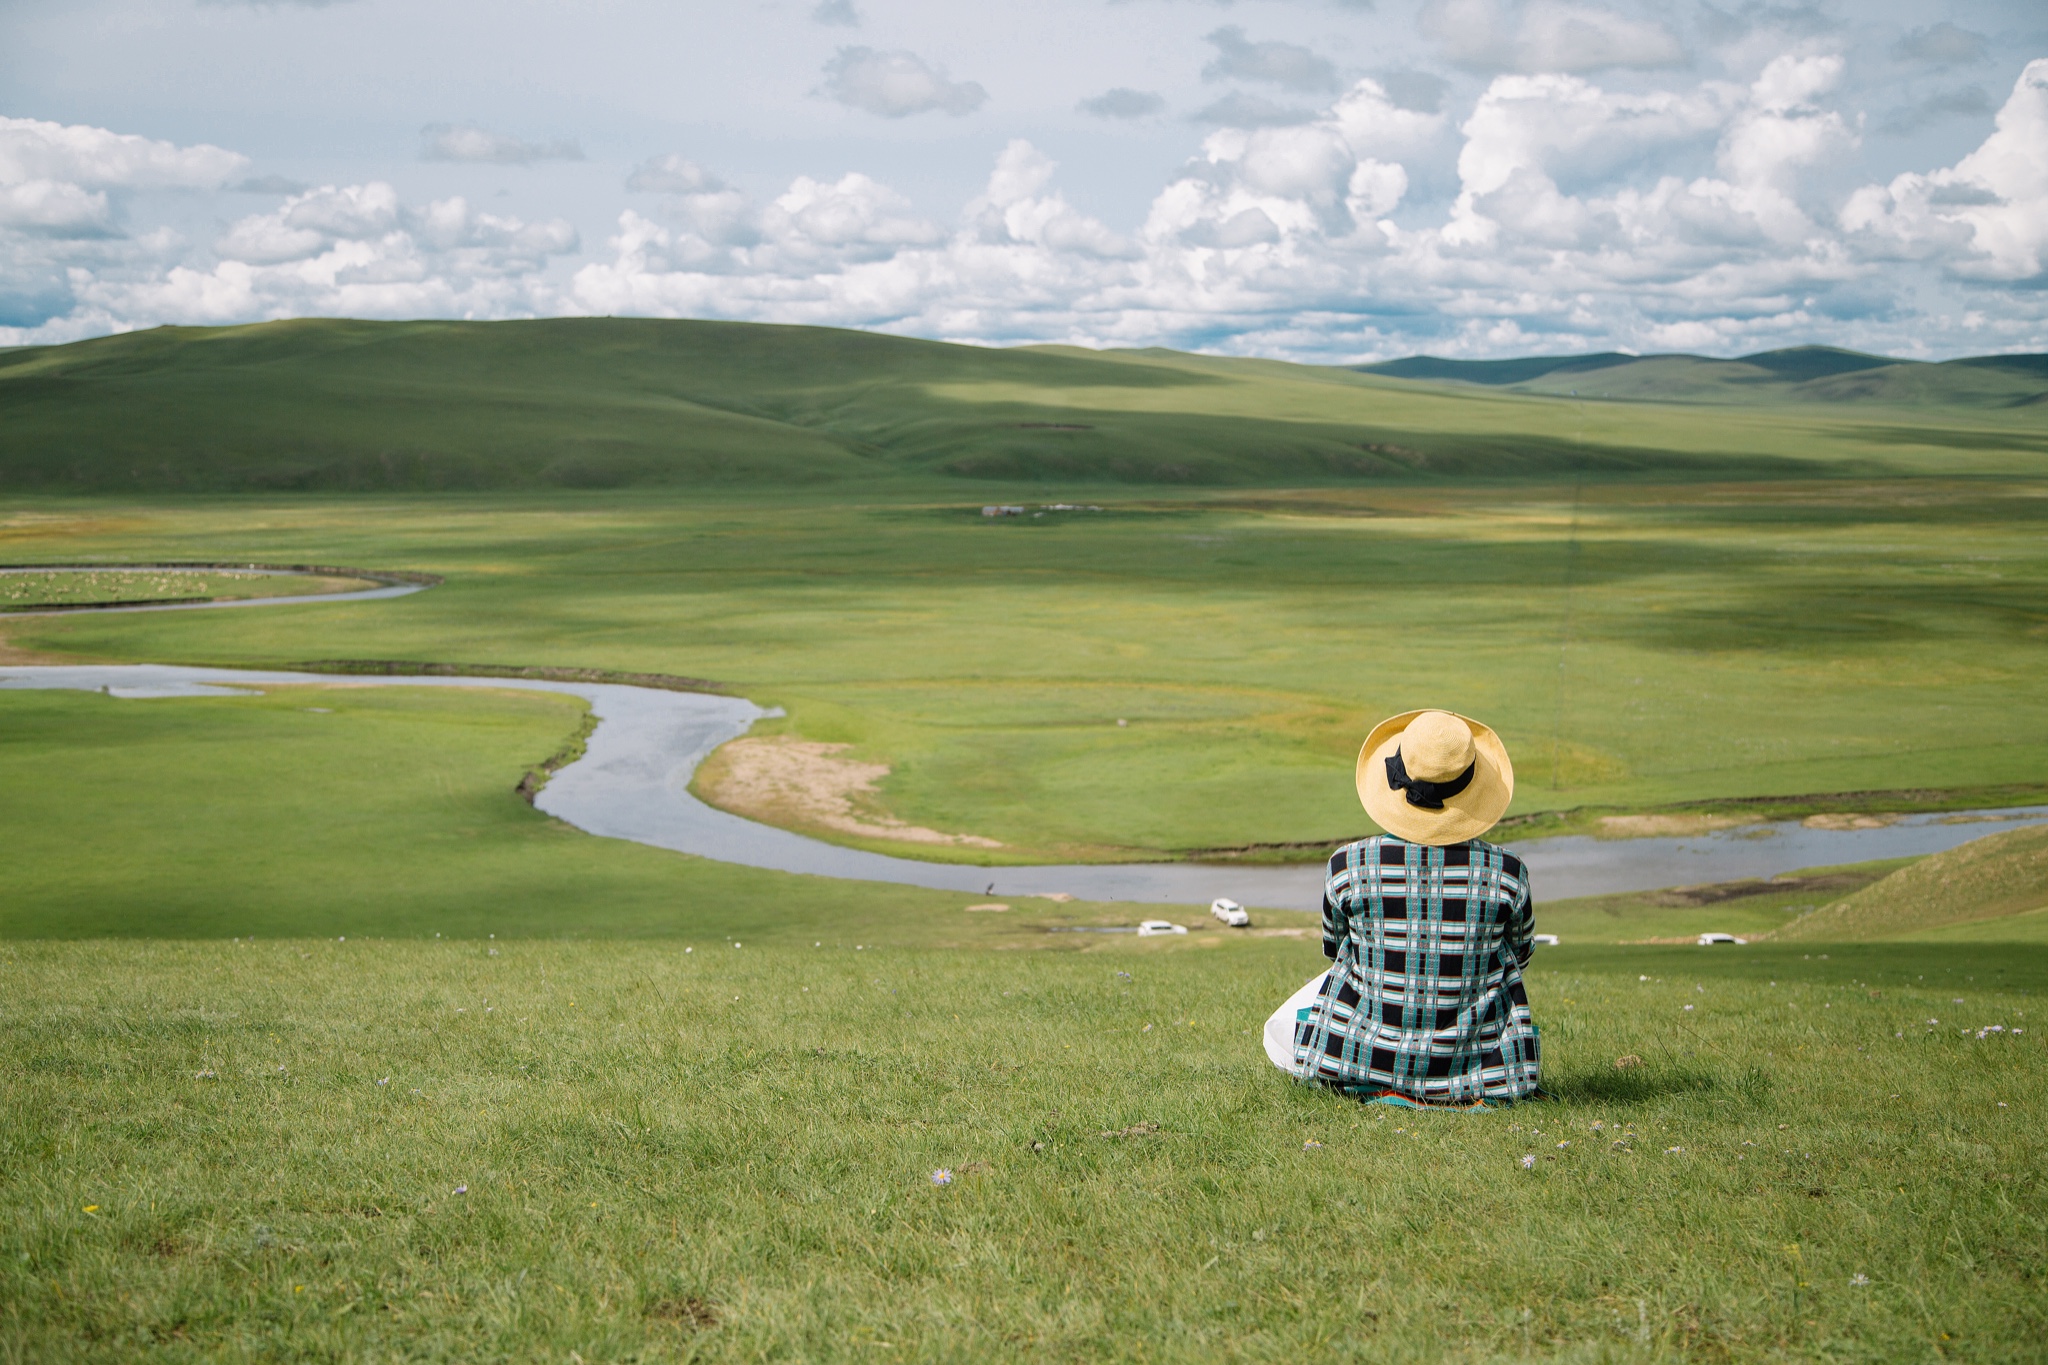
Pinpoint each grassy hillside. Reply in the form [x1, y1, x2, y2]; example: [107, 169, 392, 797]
[1534, 861, 1911, 945]
[3, 319, 2042, 493]
[1775, 824, 2048, 942]
[1356, 345, 2048, 410]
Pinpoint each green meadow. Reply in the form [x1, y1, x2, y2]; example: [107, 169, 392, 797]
[0, 683, 1177, 946]
[3, 318, 2047, 1360]
[5, 478, 2046, 861]
[2, 673, 2044, 1360]
[0, 567, 373, 610]
[5, 319, 2046, 857]
[3, 937, 2043, 1362]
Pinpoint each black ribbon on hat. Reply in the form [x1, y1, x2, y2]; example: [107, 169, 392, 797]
[1385, 748, 1477, 810]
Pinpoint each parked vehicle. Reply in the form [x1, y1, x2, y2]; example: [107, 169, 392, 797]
[1210, 898, 1250, 927]
[1532, 933, 1559, 946]
[1697, 932, 1747, 945]
[1136, 920, 1188, 937]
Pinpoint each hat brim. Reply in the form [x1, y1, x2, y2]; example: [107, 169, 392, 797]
[1356, 710, 1515, 846]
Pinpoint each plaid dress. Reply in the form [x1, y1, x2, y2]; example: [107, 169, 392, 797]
[1292, 835, 1540, 1104]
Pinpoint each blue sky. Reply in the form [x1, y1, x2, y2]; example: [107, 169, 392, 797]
[3, 0, 2044, 359]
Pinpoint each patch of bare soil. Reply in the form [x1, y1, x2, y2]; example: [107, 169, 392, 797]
[1801, 812, 1900, 830]
[1098, 1122, 1161, 1139]
[1598, 814, 1751, 837]
[647, 1297, 719, 1329]
[1644, 872, 1873, 907]
[0, 627, 72, 665]
[701, 737, 1002, 848]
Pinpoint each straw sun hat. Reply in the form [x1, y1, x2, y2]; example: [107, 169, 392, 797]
[1356, 709, 1515, 846]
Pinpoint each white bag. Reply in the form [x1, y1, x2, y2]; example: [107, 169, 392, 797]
[1263, 971, 1330, 1073]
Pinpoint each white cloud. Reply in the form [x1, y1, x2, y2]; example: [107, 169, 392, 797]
[7, 179, 578, 339]
[572, 142, 1140, 335]
[215, 182, 399, 263]
[1421, 0, 1688, 74]
[811, 0, 859, 26]
[0, 181, 115, 237]
[968, 141, 1139, 259]
[0, 116, 246, 191]
[0, 117, 249, 328]
[9, 46, 2048, 360]
[766, 173, 944, 259]
[1716, 54, 1854, 202]
[419, 124, 583, 164]
[819, 47, 987, 118]
[1843, 58, 2048, 282]
[555, 57, 1944, 360]
[1440, 71, 1736, 247]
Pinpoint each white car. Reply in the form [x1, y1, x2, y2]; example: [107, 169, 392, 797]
[1210, 898, 1250, 928]
[1136, 920, 1189, 937]
[1532, 933, 1559, 946]
[1697, 932, 1747, 946]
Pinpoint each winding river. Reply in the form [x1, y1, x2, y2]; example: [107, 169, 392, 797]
[4, 572, 2044, 910]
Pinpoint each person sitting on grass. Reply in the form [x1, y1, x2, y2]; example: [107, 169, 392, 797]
[1264, 708, 1539, 1108]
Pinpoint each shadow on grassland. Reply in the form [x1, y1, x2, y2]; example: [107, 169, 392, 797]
[1835, 424, 2048, 452]
[914, 411, 1845, 486]
[1540, 1060, 1750, 1106]
[1587, 577, 2048, 652]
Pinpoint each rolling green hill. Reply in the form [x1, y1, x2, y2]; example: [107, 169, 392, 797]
[1773, 824, 2048, 942]
[2, 318, 2042, 492]
[1354, 345, 2048, 409]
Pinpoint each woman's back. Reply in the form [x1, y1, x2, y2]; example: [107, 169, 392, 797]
[1291, 833, 1540, 1104]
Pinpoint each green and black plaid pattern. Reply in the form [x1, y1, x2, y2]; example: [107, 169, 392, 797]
[1293, 835, 1540, 1104]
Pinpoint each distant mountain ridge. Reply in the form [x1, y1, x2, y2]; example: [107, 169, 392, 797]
[1354, 345, 2048, 407]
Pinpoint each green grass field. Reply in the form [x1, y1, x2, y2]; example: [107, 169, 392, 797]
[3, 548, 2045, 1358]
[6, 478, 2046, 860]
[4, 317, 2048, 1360]
[5, 318, 2045, 857]
[0, 684, 1193, 946]
[4, 937, 2042, 1362]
